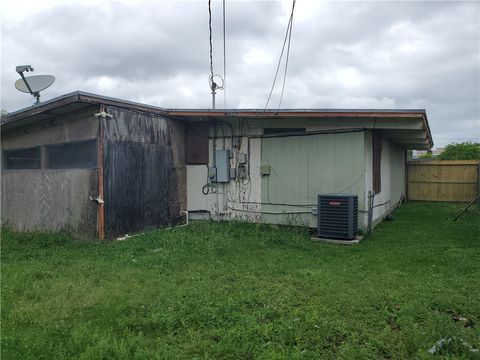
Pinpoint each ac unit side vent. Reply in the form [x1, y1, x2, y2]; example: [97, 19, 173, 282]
[317, 194, 358, 240]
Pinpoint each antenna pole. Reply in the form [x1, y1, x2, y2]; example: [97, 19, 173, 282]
[212, 89, 216, 109]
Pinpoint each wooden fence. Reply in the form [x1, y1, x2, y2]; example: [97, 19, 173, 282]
[407, 160, 480, 202]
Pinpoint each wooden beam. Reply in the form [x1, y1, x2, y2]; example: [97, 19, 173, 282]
[97, 105, 105, 240]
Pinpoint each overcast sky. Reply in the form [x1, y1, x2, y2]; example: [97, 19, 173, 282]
[1, 0, 479, 146]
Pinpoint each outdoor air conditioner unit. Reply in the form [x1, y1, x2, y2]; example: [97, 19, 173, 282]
[317, 194, 358, 240]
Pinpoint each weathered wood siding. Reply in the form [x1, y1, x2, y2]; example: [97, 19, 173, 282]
[1, 111, 99, 236]
[1, 169, 98, 236]
[1, 106, 98, 150]
[103, 107, 186, 237]
[407, 160, 480, 202]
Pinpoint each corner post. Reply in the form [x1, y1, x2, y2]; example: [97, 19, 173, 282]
[96, 106, 106, 240]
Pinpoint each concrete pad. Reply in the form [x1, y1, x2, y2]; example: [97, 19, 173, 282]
[311, 235, 364, 245]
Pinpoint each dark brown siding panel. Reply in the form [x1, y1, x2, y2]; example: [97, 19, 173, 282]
[102, 107, 186, 237]
[104, 141, 171, 237]
[167, 120, 186, 220]
[185, 123, 209, 164]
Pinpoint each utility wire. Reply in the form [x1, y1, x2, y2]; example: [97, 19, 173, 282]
[222, 0, 227, 108]
[208, 0, 214, 79]
[278, 0, 295, 108]
[264, 0, 296, 110]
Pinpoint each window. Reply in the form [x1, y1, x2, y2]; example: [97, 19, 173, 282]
[373, 131, 382, 193]
[3, 147, 41, 170]
[46, 140, 97, 169]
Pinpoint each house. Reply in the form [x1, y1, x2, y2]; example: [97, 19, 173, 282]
[1, 92, 186, 239]
[1, 91, 433, 238]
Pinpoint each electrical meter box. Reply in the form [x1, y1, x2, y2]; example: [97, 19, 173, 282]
[215, 150, 230, 182]
[237, 153, 248, 164]
[238, 165, 248, 179]
[208, 167, 217, 183]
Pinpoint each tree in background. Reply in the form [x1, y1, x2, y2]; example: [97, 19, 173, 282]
[438, 142, 480, 160]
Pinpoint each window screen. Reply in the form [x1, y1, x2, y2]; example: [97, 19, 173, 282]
[3, 147, 41, 170]
[373, 131, 382, 193]
[47, 140, 97, 169]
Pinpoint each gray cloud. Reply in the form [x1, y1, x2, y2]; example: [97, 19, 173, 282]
[1, 0, 479, 146]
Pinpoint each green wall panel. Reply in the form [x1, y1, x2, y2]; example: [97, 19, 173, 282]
[261, 132, 366, 227]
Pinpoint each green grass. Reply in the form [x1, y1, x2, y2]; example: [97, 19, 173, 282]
[1, 202, 479, 359]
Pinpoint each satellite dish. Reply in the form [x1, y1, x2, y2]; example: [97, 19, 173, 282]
[15, 75, 55, 93]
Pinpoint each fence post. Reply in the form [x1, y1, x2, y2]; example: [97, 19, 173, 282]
[477, 163, 480, 194]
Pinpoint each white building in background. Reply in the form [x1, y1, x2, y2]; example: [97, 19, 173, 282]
[413, 147, 445, 159]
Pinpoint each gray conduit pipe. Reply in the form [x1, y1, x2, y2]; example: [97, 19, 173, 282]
[367, 191, 375, 233]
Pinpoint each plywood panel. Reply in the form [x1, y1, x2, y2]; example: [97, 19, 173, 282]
[407, 160, 479, 201]
[2, 108, 98, 149]
[261, 131, 366, 227]
[187, 165, 209, 211]
[1, 169, 98, 236]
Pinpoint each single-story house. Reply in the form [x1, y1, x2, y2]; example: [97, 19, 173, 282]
[1, 91, 433, 238]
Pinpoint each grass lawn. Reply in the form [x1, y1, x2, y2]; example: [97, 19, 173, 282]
[1, 202, 479, 359]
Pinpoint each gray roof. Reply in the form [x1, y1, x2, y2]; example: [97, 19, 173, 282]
[1, 90, 433, 148]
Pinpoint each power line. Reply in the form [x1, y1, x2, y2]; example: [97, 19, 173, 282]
[279, 0, 295, 108]
[223, 0, 227, 108]
[208, 0, 214, 78]
[264, 0, 296, 110]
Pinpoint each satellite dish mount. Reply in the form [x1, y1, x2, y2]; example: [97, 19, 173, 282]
[15, 65, 55, 104]
[16, 65, 39, 103]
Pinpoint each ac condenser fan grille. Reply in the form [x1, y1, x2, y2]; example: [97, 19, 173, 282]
[318, 195, 358, 240]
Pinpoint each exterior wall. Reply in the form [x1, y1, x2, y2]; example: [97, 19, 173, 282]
[373, 137, 392, 221]
[186, 123, 408, 231]
[1, 105, 187, 238]
[390, 142, 406, 206]
[186, 165, 208, 211]
[186, 123, 368, 228]
[208, 130, 263, 220]
[1, 109, 99, 236]
[1, 106, 98, 150]
[186, 125, 263, 221]
[103, 107, 186, 237]
[1, 170, 98, 236]
[364, 131, 405, 227]
[260, 131, 366, 228]
[364, 131, 373, 226]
